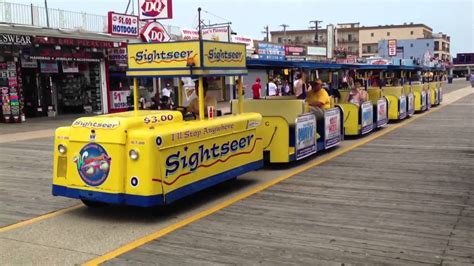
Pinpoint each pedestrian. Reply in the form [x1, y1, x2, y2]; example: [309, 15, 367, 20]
[251, 77, 262, 99]
[268, 78, 278, 96]
[294, 73, 307, 99]
[282, 80, 290, 96]
[470, 73, 474, 88]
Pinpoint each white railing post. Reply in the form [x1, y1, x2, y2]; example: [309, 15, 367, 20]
[59, 9, 64, 28]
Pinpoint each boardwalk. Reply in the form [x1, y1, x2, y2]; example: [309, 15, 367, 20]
[107, 95, 474, 265]
[0, 81, 472, 265]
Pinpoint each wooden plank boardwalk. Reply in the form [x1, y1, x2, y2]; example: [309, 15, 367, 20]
[0, 137, 77, 227]
[107, 95, 474, 265]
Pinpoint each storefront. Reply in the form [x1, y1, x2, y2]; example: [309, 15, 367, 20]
[0, 33, 31, 123]
[18, 36, 121, 117]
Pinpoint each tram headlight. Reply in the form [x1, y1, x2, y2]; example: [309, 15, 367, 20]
[129, 149, 139, 160]
[58, 144, 67, 154]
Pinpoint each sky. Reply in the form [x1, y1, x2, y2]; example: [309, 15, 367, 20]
[11, 0, 474, 55]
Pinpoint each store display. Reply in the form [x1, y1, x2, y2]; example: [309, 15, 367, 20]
[0, 62, 23, 123]
[89, 63, 102, 113]
[58, 75, 85, 109]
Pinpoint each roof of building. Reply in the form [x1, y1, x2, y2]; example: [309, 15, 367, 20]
[0, 24, 131, 43]
[271, 23, 433, 35]
[359, 23, 432, 31]
[270, 29, 328, 35]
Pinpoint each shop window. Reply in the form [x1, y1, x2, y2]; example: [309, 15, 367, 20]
[367, 46, 372, 53]
[278, 37, 282, 43]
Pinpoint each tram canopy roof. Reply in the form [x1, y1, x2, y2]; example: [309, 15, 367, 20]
[126, 40, 248, 78]
[246, 59, 343, 70]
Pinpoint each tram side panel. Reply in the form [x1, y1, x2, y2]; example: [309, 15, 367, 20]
[155, 116, 263, 204]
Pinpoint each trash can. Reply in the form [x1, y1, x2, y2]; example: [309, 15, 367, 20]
[448, 76, 453, 84]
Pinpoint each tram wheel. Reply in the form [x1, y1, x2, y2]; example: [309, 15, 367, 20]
[81, 199, 107, 208]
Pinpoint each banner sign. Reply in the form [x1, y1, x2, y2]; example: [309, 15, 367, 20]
[407, 93, 415, 116]
[0, 34, 32, 46]
[388, 39, 397, 56]
[108, 48, 128, 64]
[181, 28, 200, 40]
[285, 45, 306, 56]
[140, 21, 171, 43]
[295, 113, 317, 160]
[128, 41, 201, 70]
[231, 35, 254, 49]
[110, 90, 131, 109]
[61, 61, 79, 73]
[257, 43, 285, 61]
[108, 12, 139, 37]
[426, 89, 431, 110]
[421, 90, 427, 111]
[40, 61, 59, 73]
[21, 58, 38, 68]
[376, 98, 388, 127]
[202, 41, 246, 68]
[398, 95, 407, 119]
[324, 108, 341, 149]
[326, 24, 334, 59]
[307, 46, 326, 56]
[361, 101, 374, 134]
[202, 27, 230, 42]
[139, 0, 173, 20]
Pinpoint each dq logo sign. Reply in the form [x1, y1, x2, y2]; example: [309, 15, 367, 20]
[73, 143, 112, 187]
[139, 0, 173, 20]
[140, 21, 171, 43]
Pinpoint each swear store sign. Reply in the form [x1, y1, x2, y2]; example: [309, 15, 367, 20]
[138, 0, 173, 20]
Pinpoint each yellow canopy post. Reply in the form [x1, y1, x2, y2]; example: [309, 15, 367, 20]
[178, 78, 183, 106]
[238, 76, 244, 114]
[198, 77, 205, 120]
[133, 78, 139, 115]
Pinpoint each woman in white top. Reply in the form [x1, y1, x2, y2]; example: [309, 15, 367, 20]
[268, 79, 278, 96]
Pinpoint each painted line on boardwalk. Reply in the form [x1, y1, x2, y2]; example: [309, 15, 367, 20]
[83, 87, 473, 265]
[0, 129, 56, 144]
[0, 205, 83, 233]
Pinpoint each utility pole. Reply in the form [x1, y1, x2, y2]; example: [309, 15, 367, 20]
[309, 20, 323, 45]
[261, 25, 269, 42]
[280, 24, 289, 44]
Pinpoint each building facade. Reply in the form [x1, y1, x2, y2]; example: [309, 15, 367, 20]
[270, 29, 328, 46]
[453, 53, 474, 77]
[432, 33, 451, 61]
[335, 23, 360, 56]
[269, 23, 450, 61]
[378, 39, 434, 62]
[358, 23, 433, 58]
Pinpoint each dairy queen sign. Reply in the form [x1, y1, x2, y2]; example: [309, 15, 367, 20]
[140, 21, 171, 43]
[138, 0, 173, 20]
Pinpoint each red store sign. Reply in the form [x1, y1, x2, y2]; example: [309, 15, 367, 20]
[285, 46, 306, 56]
[139, 0, 173, 20]
[35, 36, 123, 48]
[140, 21, 171, 43]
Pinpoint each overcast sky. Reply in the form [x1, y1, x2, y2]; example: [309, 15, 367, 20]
[13, 0, 474, 55]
